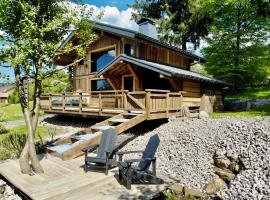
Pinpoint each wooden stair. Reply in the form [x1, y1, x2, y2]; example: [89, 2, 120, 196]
[46, 112, 146, 160]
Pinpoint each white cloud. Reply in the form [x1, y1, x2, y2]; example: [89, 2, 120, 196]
[67, 2, 138, 31]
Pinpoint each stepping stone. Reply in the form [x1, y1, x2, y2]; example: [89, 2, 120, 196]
[109, 118, 130, 123]
[91, 125, 115, 131]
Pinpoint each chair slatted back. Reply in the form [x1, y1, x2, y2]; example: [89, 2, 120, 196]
[97, 128, 117, 159]
[138, 134, 160, 171]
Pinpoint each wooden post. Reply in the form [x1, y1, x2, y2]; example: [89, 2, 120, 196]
[124, 91, 128, 111]
[99, 93, 102, 115]
[146, 91, 151, 119]
[166, 92, 169, 117]
[62, 93, 65, 112]
[79, 92, 82, 114]
[49, 94, 52, 111]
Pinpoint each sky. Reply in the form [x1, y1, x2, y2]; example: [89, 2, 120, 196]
[0, 0, 137, 83]
[0, 0, 202, 83]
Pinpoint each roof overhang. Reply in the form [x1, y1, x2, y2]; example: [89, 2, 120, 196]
[97, 54, 229, 86]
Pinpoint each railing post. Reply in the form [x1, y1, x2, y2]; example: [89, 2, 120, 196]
[49, 94, 52, 111]
[146, 91, 151, 119]
[166, 92, 169, 117]
[62, 93, 65, 112]
[79, 92, 82, 114]
[99, 93, 102, 115]
[124, 91, 128, 111]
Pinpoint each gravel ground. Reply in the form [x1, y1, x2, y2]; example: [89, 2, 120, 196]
[121, 116, 270, 199]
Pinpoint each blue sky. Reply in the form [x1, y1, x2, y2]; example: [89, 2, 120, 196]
[0, 1, 136, 83]
[82, 0, 134, 10]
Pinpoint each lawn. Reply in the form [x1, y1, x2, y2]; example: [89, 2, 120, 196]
[225, 86, 270, 100]
[0, 102, 46, 121]
[210, 104, 270, 117]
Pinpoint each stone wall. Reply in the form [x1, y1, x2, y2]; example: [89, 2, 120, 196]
[224, 98, 270, 111]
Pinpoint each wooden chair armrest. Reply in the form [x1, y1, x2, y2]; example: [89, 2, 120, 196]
[125, 157, 156, 164]
[116, 150, 144, 155]
[82, 144, 99, 153]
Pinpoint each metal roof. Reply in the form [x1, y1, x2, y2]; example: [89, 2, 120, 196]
[61, 21, 204, 61]
[97, 54, 228, 85]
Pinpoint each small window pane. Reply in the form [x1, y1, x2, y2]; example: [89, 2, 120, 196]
[124, 44, 135, 56]
[91, 49, 116, 72]
[91, 79, 112, 91]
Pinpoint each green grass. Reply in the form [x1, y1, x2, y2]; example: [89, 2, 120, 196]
[225, 86, 270, 100]
[0, 125, 50, 142]
[0, 102, 46, 121]
[210, 104, 270, 117]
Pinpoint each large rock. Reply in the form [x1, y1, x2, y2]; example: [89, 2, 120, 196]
[214, 167, 236, 182]
[183, 186, 204, 198]
[204, 178, 227, 195]
[198, 111, 209, 119]
[168, 183, 183, 195]
[214, 156, 231, 169]
[229, 161, 240, 173]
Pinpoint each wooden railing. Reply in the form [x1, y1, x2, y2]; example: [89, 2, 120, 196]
[40, 89, 201, 119]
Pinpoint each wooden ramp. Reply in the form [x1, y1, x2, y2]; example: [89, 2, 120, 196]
[0, 156, 169, 200]
[47, 112, 146, 160]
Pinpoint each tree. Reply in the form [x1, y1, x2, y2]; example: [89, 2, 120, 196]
[131, 0, 211, 50]
[203, 0, 270, 87]
[0, 0, 98, 174]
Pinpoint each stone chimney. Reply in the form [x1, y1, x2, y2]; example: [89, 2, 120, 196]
[137, 17, 158, 40]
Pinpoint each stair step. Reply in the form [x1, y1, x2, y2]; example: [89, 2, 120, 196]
[91, 125, 115, 131]
[71, 134, 96, 141]
[109, 118, 130, 123]
[123, 113, 140, 116]
[47, 143, 76, 154]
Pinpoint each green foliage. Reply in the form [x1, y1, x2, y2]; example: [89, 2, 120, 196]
[163, 192, 195, 200]
[8, 70, 71, 104]
[0, 124, 9, 134]
[131, 0, 211, 49]
[0, 132, 27, 157]
[203, 0, 270, 87]
[225, 86, 270, 100]
[42, 71, 73, 93]
[0, 110, 7, 122]
[210, 104, 270, 117]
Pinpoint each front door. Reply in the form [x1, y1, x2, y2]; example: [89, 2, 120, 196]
[123, 76, 134, 92]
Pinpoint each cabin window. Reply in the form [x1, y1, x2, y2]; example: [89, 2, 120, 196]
[91, 79, 112, 91]
[124, 44, 135, 56]
[91, 48, 116, 72]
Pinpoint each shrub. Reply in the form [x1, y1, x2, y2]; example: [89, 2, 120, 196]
[0, 110, 7, 122]
[0, 132, 27, 158]
[0, 124, 9, 134]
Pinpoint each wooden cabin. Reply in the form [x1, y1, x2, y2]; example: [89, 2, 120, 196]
[41, 18, 226, 120]
[40, 18, 228, 160]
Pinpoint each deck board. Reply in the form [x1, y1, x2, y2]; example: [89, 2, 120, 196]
[0, 155, 169, 200]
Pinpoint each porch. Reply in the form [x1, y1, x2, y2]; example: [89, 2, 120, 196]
[40, 89, 201, 120]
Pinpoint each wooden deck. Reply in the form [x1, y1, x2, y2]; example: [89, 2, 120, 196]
[0, 155, 170, 200]
[40, 89, 201, 120]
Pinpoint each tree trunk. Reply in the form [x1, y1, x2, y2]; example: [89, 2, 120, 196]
[182, 35, 187, 50]
[24, 108, 44, 173]
[17, 70, 44, 174]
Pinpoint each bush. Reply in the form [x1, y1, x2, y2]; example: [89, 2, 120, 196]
[0, 110, 7, 122]
[0, 132, 27, 158]
[0, 124, 9, 134]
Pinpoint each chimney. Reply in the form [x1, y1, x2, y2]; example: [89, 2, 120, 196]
[137, 17, 158, 40]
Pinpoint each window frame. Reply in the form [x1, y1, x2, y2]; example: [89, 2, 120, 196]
[89, 45, 117, 73]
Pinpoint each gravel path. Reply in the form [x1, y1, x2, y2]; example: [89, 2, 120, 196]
[121, 116, 270, 199]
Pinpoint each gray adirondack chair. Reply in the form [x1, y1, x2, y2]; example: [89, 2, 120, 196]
[117, 134, 164, 189]
[82, 128, 118, 175]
